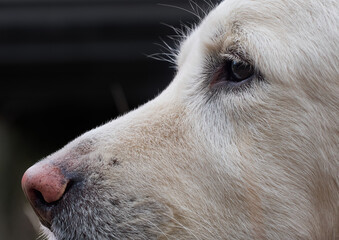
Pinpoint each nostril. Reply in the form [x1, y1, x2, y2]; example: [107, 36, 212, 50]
[32, 189, 56, 207]
[21, 162, 70, 227]
[33, 189, 47, 205]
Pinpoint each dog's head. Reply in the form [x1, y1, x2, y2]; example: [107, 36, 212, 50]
[22, 0, 338, 239]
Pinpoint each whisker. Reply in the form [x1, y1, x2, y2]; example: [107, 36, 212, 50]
[119, 222, 149, 240]
[202, 0, 214, 9]
[138, 216, 170, 240]
[158, 3, 202, 20]
[162, 213, 202, 240]
[188, 0, 207, 18]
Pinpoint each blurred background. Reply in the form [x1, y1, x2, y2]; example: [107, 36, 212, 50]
[0, 0, 219, 239]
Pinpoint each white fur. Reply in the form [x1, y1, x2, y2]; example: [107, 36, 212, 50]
[37, 0, 338, 239]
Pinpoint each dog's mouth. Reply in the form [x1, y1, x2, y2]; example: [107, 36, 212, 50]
[21, 160, 178, 239]
[32, 195, 54, 229]
[36, 185, 175, 240]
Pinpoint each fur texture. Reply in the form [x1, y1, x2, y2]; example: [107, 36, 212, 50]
[28, 0, 339, 239]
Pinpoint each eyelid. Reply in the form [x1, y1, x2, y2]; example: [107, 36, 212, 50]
[221, 52, 252, 65]
[220, 53, 242, 62]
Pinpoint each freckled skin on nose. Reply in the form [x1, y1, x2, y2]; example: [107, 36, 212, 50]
[22, 163, 69, 204]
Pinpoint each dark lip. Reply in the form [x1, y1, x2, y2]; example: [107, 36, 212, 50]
[28, 178, 79, 230]
[31, 197, 55, 229]
[26, 189, 63, 230]
[37, 211, 52, 229]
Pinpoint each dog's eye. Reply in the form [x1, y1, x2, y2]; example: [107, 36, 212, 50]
[230, 60, 254, 82]
[210, 59, 256, 89]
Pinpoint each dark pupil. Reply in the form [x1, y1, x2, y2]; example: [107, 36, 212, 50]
[231, 61, 254, 81]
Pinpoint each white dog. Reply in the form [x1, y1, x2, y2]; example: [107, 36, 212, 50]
[22, 0, 339, 239]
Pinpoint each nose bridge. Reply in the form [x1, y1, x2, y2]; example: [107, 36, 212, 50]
[62, 97, 183, 166]
[28, 87, 184, 177]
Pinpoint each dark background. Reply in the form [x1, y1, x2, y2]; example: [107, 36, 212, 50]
[0, 0, 219, 239]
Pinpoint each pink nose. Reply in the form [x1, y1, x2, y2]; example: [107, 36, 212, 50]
[22, 162, 69, 203]
[21, 162, 69, 226]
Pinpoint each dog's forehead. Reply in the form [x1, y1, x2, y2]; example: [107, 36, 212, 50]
[178, 0, 291, 66]
[202, 0, 323, 34]
[198, 0, 321, 53]
[177, 0, 338, 88]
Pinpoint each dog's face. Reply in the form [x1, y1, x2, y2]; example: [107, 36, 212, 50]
[22, 0, 338, 239]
